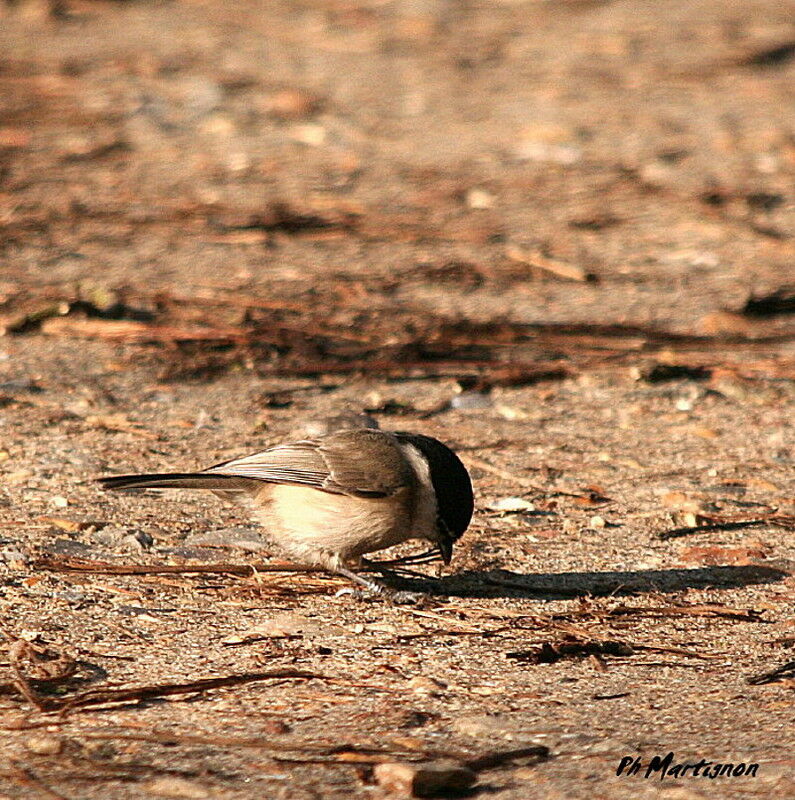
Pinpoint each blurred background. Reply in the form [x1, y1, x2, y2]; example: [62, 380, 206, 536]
[2, 0, 794, 344]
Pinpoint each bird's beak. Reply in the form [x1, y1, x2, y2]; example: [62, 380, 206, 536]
[439, 537, 453, 565]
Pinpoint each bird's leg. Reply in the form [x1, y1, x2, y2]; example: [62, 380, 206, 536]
[333, 566, 429, 605]
[334, 566, 386, 595]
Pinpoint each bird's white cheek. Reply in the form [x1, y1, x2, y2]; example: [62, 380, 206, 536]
[399, 445, 439, 542]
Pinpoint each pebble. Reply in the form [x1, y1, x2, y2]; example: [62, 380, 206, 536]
[373, 760, 476, 798]
[122, 531, 153, 552]
[92, 527, 153, 552]
[451, 392, 492, 410]
[53, 589, 87, 604]
[496, 404, 530, 420]
[486, 497, 536, 513]
[465, 188, 495, 209]
[265, 88, 322, 119]
[198, 114, 235, 137]
[1, 547, 28, 566]
[515, 127, 582, 163]
[290, 123, 326, 146]
[24, 735, 62, 755]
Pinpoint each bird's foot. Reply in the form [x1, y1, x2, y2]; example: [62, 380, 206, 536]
[333, 566, 433, 605]
[334, 585, 429, 605]
[334, 584, 384, 602]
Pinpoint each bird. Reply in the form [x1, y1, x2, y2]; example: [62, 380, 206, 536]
[97, 428, 474, 596]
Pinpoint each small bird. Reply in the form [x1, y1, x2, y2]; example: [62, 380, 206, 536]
[98, 429, 473, 595]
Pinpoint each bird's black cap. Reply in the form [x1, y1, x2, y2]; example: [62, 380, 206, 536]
[395, 432, 474, 554]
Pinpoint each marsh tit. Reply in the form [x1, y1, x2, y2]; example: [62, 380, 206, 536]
[98, 429, 473, 595]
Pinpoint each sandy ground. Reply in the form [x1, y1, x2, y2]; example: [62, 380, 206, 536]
[1, 0, 795, 798]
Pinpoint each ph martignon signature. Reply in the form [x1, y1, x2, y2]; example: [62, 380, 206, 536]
[617, 753, 759, 780]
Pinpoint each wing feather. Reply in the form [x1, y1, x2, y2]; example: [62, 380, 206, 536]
[202, 431, 411, 497]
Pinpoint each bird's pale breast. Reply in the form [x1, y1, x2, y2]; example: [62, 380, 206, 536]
[249, 483, 416, 569]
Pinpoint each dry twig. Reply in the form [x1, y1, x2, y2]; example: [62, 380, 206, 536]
[747, 659, 795, 686]
[659, 513, 795, 540]
[506, 244, 597, 283]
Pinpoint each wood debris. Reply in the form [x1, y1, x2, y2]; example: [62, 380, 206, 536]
[7, 661, 322, 714]
[506, 243, 598, 283]
[747, 659, 795, 686]
[658, 512, 795, 540]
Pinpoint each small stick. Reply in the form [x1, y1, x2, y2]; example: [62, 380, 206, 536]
[747, 659, 795, 685]
[506, 244, 596, 283]
[6, 668, 321, 714]
[61, 669, 323, 712]
[658, 513, 795, 540]
[560, 602, 768, 623]
[34, 554, 441, 577]
[32, 556, 321, 577]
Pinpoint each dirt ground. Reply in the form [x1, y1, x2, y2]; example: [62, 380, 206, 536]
[2, 0, 795, 798]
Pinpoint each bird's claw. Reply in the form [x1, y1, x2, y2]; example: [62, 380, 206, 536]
[334, 586, 428, 605]
[335, 585, 383, 602]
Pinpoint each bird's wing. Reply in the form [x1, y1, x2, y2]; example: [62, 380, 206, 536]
[203, 431, 412, 498]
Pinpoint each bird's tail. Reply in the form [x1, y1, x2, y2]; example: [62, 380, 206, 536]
[97, 473, 247, 492]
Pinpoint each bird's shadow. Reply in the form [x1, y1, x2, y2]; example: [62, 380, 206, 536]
[371, 564, 789, 600]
